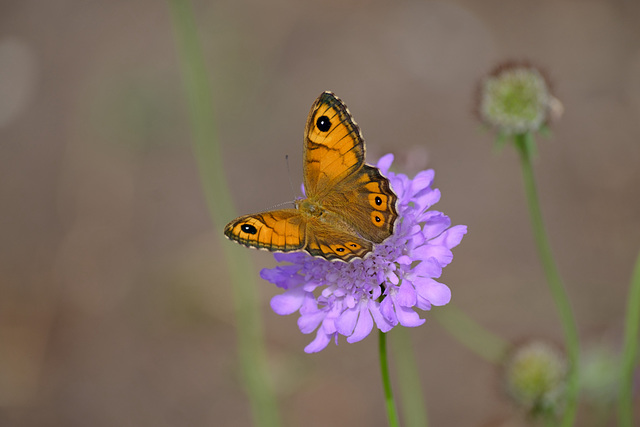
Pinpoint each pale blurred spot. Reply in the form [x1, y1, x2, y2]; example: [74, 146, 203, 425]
[547, 96, 564, 123]
[579, 343, 620, 405]
[368, 145, 429, 177]
[0, 38, 38, 128]
[396, 145, 430, 176]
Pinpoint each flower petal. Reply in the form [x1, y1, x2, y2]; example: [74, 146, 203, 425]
[347, 307, 374, 343]
[369, 300, 394, 332]
[298, 309, 326, 334]
[410, 170, 434, 195]
[396, 281, 417, 307]
[415, 296, 432, 311]
[335, 305, 358, 336]
[396, 255, 413, 265]
[422, 212, 452, 239]
[260, 265, 302, 288]
[377, 153, 394, 174]
[304, 329, 332, 353]
[274, 252, 306, 264]
[416, 188, 441, 212]
[380, 296, 398, 325]
[413, 245, 453, 267]
[414, 277, 451, 306]
[413, 257, 443, 278]
[429, 225, 468, 249]
[395, 303, 425, 327]
[387, 271, 399, 285]
[270, 288, 306, 315]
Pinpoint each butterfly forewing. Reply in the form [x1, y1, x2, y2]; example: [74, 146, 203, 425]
[224, 210, 306, 252]
[303, 92, 366, 198]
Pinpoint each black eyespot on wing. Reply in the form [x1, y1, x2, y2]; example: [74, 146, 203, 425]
[375, 196, 382, 206]
[241, 224, 258, 234]
[336, 247, 345, 252]
[316, 115, 331, 132]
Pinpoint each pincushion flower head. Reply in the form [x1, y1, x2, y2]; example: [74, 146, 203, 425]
[261, 154, 467, 353]
[478, 62, 563, 139]
[504, 340, 567, 417]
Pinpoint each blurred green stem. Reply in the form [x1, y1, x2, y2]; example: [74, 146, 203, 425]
[618, 250, 640, 427]
[391, 328, 428, 427]
[380, 330, 401, 427]
[433, 304, 509, 364]
[514, 133, 580, 427]
[168, 1, 281, 426]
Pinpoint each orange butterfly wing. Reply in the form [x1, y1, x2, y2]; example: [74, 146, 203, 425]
[223, 209, 306, 252]
[303, 92, 398, 244]
[303, 217, 373, 261]
[224, 91, 398, 262]
[303, 92, 365, 199]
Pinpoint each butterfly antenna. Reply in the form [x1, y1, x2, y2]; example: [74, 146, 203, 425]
[259, 156, 297, 211]
[285, 154, 297, 200]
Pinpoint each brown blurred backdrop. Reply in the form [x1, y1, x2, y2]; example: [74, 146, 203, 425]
[1, 1, 640, 426]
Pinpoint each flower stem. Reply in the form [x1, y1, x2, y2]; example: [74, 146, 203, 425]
[168, 1, 281, 426]
[433, 304, 509, 364]
[379, 330, 401, 427]
[391, 328, 428, 427]
[514, 133, 580, 426]
[618, 250, 640, 427]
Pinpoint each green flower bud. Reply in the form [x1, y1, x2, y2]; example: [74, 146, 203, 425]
[504, 340, 567, 417]
[479, 62, 561, 137]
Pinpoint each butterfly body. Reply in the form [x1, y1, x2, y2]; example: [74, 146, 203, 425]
[224, 92, 398, 262]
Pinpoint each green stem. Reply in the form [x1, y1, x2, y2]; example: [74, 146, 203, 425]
[433, 304, 509, 364]
[380, 330, 401, 427]
[514, 133, 580, 426]
[391, 328, 428, 427]
[168, 2, 281, 426]
[618, 250, 640, 427]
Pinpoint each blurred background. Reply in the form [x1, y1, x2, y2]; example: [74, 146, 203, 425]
[1, 1, 640, 426]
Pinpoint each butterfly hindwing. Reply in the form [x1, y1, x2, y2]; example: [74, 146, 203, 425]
[304, 217, 373, 261]
[324, 164, 398, 243]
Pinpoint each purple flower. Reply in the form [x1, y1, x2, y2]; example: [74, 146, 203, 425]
[261, 154, 467, 353]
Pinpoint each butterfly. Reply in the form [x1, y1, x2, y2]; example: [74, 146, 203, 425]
[224, 91, 398, 262]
